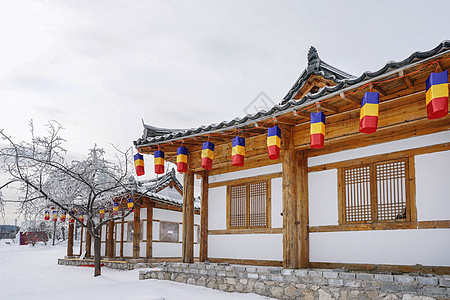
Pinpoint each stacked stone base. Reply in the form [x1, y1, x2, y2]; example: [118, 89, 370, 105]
[58, 258, 153, 270]
[139, 262, 450, 300]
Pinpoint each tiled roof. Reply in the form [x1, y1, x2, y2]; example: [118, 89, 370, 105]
[134, 41, 450, 147]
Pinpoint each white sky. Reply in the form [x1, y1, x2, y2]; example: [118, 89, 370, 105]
[1, 0, 449, 224]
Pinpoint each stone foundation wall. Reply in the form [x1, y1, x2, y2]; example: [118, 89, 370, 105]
[57, 258, 152, 270]
[139, 262, 450, 300]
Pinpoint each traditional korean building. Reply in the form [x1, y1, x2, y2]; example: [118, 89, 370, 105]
[77, 169, 201, 260]
[134, 41, 450, 273]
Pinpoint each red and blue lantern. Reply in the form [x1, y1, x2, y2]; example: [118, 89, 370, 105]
[176, 146, 188, 173]
[113, 202, 119, 215]
[99, 207, 105, 218]
[52, 210, 58, 222]
[60, 211, 66, 222]
[134, 153, 145, 176]
[201, 141, 215, 170]
[154, 150, 165, 174]
[425, 71, 448, 119]
[44, 210, 50, 221]
[127, 197, 133, 210]
[68, 211, 74, 224]
[231, 136, 245, 167]
[310, 111, 325, 149]
[360, 92, 379, 134]
[79, 213, 84, 223]
[267, 126, 281, 160]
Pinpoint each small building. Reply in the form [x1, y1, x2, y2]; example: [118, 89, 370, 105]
[76, 169, 201, 260]
[134, 41, 450, 274]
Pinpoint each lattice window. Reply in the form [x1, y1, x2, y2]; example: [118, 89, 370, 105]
[342, 158, 410, 224]
[229, 180, 269, 229]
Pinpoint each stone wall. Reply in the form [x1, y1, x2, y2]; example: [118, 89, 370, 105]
[139, 262, 450, 300]
[58, 258, 152, 270]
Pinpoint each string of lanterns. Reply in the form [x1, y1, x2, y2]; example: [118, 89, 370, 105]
[133, 68, 448, 176]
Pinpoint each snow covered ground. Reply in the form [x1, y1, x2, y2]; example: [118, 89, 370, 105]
[0, 240, 273, 300]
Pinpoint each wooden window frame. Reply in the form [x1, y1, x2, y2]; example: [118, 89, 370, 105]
[338, 157, 416, 225]
[226, 179, 271, 230]
[159, 221, 180, 243]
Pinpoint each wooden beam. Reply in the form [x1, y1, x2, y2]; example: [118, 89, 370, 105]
[282, 126, 299, 269]
[371, 83, 386, 96]
[297, 151, 309, 268]
[79, 226, 83, 256]
[399, 71, 414, 87]
[67, 223, 74, 257]
[436, 61, 443, 72]
[133, 205, 141, 258]
[199, 171, 209, 262]
[340, 92, 361, 105]
[107, 220, 114, 258]
[275, 118, 298, 126]
[182, 168, 195, 263]
[318, 102, 338, 113]
[146, 203, 153, 259]
[120, 213, 124, 258]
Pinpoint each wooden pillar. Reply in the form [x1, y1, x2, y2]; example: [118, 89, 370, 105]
[79, 226, 84, 256]
[199, 170, 209, 262]
[297, 151, 310, 268]
[120, 213, 124, 258]
[146, 203, 153, 259]
[85, 221, 92, 257]
[282, 126, 299, 269]
[67, 223, 74, 257]
[107, 220, 114, 258]
[182, 168, 195, 263]
[133, 205, 141, 258]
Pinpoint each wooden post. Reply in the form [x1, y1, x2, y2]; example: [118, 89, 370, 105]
[86, 221, 92, 257]
[146, 203, 153, 259]
[200, 170, 209, 262]
[182, 168, 195, 263]
[297, 151, 310, 268]
[282, 126, 299, 269]
[120, 213, 124, 258]
[67, 223, 74, 257]
[133, 205, 141, 259]
[107, 220, 114, 258]
[79, 226, 84, 256]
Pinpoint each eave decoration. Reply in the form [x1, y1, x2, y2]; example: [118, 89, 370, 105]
[231, 136, 245, 167]
[425, 70, 448, 120]
[267, 125, 281, 160]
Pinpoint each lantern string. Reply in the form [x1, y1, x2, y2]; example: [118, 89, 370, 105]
[148, 57, 450, 152]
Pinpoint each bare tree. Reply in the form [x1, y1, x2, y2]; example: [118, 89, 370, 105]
[0, 121, 144, 276]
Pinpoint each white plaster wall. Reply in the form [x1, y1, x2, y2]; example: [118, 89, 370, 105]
[208, 186, 227, 230]
[101, 244, 105, 256]
[309, 170, 339, 226]
[153, 208, 182, 223]
[140, 242, 146, 257]
[153, 221, 160, 240]
[153, 242, 182, 257]
[310, 229, 450, 266]
[140, 208, 147, 219]
[116, 224, 121, 241]
[124, 212, 133, 222]
[210, 164, 282, 183]
[115, 243, 120, 257]
[208, 234, 283, 261]
[308, 131, 450, 167]
[415, 150, 450, 221]
[123, 243, 132, 257]
[271, 178, 283, 228]
[101, 225, 106, 240]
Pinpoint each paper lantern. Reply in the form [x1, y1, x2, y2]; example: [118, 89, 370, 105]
[310, 111, 325, 149]
[44, 210, 50, 221]
[99, 207, 105, 218]
[176, 146, 188, 173]
[52, 210, 58, 222]
[79, 213, 84, 223]
[360, 92, 379, 134]
[154, 150, 165, 174]
[113, 202, 119, 215]
[127, 197, 133, 210]
[201, 141, 215, 170]
[134, 153, 145, 176]
[231, 136, 245, 167]
[68, 211, 74, 224]
[60, 211, 66, 222]
[425, 71, 448, 119]
[267, 126, 281, 160]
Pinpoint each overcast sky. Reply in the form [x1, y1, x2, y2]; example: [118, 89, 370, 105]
[1, 0, 449, 224]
